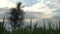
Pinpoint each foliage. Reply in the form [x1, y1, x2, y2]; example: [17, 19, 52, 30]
[1, 18, 60, 34]
[9, 2, 25, 30]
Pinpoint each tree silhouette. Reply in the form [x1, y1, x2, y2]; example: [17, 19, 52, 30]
[9, 2, 25, 30]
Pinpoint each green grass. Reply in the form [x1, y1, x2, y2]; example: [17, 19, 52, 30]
[0, 19, 60, 34]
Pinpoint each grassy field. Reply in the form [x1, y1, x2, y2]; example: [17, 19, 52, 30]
[0, 19, 60, 34]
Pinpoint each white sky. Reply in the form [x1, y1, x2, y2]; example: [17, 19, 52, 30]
[0, 0, 60, 15]
[0, 0, 16, 8]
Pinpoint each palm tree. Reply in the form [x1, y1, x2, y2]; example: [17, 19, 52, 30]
[9, 2, 25, 31]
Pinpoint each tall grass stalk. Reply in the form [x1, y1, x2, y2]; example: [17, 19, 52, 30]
[29, 19, 32, 34]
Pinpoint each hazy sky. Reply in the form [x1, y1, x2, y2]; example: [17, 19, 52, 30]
[0, 0, 60, 15]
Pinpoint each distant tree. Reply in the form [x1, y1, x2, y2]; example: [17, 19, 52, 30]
[9, 2, 25, 30]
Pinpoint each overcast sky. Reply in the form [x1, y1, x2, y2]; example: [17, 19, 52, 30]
[0, 0, 60, 15]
